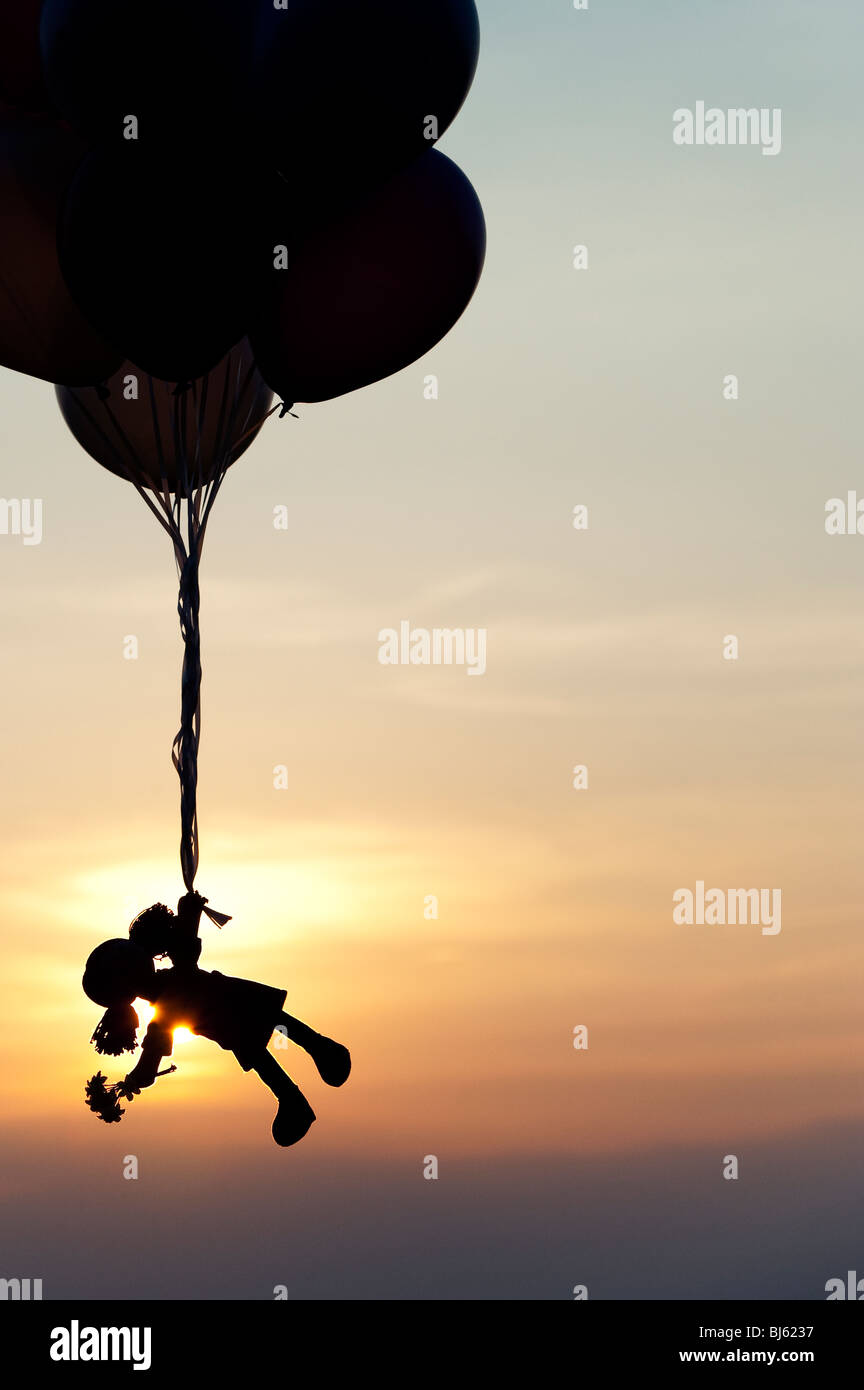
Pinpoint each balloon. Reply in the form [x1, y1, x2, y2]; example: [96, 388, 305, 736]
[0, 110, 122, 385]
[0, 2, 53, 113]
[249, 151, 485, 408]
[55, 340, 273, 493]
[40, 0, 256, 148]
[59, 146, 266, 383]
[253, 0, 480, 207]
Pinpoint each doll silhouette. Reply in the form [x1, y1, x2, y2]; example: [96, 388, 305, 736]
[82, 891, 351, 1147]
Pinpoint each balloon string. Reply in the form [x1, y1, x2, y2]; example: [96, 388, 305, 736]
[63, 390, 176, 544]
[68, 352, 259, 922]
[172, 545, 202, 893]
[162, 353, 251, 911]
[167, 381, 202, 894]
[230, 401, 282, 452]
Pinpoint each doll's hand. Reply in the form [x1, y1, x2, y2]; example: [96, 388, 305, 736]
[178, 890, 208, 915]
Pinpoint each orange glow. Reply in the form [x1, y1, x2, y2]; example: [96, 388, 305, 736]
[135, 1001, 191, 1043]
[135, 999, 155, 1030]
[0, 505, 862, 1162]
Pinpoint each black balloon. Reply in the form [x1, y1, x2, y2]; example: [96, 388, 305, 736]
[249, 151, 485, 407]
[253, 0, 480, 210]
[59, 146, 266, 383]
[0, 2, 53, 113]
[0, 110, 121, 385]
[40, 0, 256, 149]
[56, 340, 273, 493]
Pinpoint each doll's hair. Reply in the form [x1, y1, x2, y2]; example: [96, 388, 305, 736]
[90, 1003, 139, 1057]
[129, 903, 175, 958]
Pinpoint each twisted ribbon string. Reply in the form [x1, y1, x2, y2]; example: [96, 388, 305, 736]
[164, 376, 232, 928]
[67, 353, 274, 929]
[172, 547, 202, 897]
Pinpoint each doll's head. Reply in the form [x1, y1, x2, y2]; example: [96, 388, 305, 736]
[129, 903, 175, 958]
[83, 939, 155, 1007]
[82, 939, 156, 1056]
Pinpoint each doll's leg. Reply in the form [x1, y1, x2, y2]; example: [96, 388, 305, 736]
[249, 1051, 316, 1148]
[275, 1012, 352, 1087]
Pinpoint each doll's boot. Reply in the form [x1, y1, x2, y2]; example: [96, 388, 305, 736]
[272, 1083, 316, 1147]
[306, 1034, 352, 1087]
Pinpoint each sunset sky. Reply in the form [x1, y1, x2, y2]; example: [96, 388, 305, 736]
[1, 0, 862, 1298]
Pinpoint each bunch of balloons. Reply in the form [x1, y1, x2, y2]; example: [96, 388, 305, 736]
[0, 0, 484, 905]
[0, 0, 485, 457]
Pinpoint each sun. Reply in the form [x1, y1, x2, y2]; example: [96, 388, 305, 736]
[133, 1000, 193, 1044]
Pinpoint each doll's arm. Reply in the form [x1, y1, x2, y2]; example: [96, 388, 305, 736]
[170, 891, 207, 965]
[120, 1022, 173, 1095]
[176, 890, 207, 933]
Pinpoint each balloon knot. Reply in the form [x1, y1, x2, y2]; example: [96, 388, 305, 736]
[172, 382, 192, 397]
[278, 402, 298, 419]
